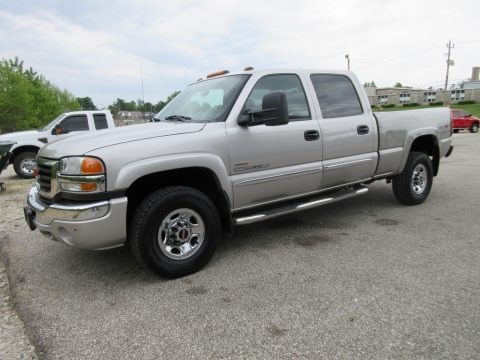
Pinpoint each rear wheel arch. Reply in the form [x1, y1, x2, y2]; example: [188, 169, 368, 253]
[392, 151, 433, 205]
[408, 135, 440, 176]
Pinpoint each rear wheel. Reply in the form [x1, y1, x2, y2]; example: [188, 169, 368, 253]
[129, 186, 221, 278]
[392, 152, 433, 205]
[470, 124, 479, 133]
[13, 151, 37, 179]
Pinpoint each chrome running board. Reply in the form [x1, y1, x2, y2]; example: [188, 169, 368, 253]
[233, 185, 368, 225]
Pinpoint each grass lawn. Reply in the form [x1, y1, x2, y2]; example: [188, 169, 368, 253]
[373, 103, 480, 117]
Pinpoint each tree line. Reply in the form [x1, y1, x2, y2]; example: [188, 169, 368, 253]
[0, 57, 80, 132]
[0, 57, 180, 133]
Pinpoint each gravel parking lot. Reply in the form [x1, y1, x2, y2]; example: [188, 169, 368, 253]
[0, 134, 479, 359]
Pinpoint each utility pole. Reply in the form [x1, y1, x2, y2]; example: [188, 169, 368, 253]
[345, 54, 350, 70]
[444, 41, 454, 105]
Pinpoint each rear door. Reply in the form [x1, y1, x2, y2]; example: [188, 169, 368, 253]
[308, 74, 378, 189]
[227, 73, 323, 210]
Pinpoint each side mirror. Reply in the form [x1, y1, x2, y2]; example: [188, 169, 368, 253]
[262, 91, 289, 126]
[237, 91, 289, 127]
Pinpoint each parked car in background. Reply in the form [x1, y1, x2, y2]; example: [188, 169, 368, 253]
[451, 109, 479, 133]
[0, 110, 115, 178]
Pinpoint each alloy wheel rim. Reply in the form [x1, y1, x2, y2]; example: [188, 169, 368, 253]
[20, 157, 36, 175]
[157, 208, 205, 260]
[411, 164, 427, 194]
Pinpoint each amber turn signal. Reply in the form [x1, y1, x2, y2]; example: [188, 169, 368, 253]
[81, 158, 104, 174]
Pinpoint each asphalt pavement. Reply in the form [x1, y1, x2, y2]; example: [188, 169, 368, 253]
[0, 133, 479, 359]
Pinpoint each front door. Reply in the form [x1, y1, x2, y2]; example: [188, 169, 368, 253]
[227, 74, 323, 210]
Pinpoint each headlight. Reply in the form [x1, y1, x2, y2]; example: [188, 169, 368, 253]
[59, 157, 105, 175]
[58, 156, 106, 193]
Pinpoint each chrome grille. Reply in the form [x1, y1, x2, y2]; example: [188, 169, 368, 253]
[36, 157, 58, 201]
[37, 162, 53, 192]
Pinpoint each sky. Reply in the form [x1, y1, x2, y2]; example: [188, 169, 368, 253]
[1, 0, 479, 109]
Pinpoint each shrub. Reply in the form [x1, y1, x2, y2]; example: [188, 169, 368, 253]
[457, 100, 476, 105]
[402, 103, 419, 107]
[428, 101, 443, 106]
[382, 104, 395, 108]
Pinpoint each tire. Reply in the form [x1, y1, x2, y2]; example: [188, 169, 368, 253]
[13, 151, 37, 179]
[129, 186, 221, 278]
[470, 124, 479, 133]
[453, 129, 459, 133]
[392, 152, 433, 205]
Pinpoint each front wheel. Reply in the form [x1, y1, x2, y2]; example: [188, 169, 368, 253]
[392, 152, 433, 205]
[470, 124, 479, 133]
[13, 151, 37, 179]
[129, 186, 221, 278]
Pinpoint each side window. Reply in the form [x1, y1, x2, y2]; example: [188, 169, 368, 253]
[60, 115, 89, 132]
[93, 114, 108, 130]
[311, 74, 363, 119]
[242, 74, 310, 121]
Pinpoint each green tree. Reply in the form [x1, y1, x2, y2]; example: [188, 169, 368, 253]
[76, 97, 97, 110]
[394, 82, 403, 88]
[0, 57, 80, 133]
[108, 91, 180, 116]
[154, 90, 180, 112]
[108, 98, 127, 116]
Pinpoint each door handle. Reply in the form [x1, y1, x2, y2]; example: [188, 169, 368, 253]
[357, 125, 369, 135]
[304, 130, 320, 141]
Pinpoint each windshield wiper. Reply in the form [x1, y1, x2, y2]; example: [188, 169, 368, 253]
[164, 115, 191, 122]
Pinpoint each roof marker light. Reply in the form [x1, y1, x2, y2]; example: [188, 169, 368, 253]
[206, 70, 230, 78]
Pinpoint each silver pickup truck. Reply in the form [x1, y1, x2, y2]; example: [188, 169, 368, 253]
[24, 69, 453, 278]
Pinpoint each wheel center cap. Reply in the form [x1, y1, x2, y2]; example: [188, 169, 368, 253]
[178, 228, 190, 241]
[167, 220, 191, 245]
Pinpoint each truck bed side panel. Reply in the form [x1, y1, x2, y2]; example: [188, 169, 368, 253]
[374, 107, 451, 176]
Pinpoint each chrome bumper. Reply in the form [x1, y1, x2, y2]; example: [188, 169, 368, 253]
[25, 186, 128, 250]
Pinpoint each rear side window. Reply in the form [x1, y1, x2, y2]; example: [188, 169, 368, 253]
[242, 74, 310, 121]
[311, 74, 363, 119]
[93, 114, 108, 130]
[60, 115, 89, 132]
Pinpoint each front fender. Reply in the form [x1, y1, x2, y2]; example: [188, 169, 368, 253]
[114, 153, 232, 203]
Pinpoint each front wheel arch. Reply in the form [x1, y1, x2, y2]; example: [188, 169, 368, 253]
[129, 186, 221, 278]
[12, 150, 39, 178]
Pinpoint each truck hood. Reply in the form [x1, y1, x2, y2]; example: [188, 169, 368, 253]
[39, 122, 206, 158]
[0, 130, 41, 141]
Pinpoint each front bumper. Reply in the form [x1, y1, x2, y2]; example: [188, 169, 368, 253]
[25, 186, 128, 250]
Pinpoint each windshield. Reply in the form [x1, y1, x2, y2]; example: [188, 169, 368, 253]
[39, 113, 65, 131]
[155, 74, 250, 123]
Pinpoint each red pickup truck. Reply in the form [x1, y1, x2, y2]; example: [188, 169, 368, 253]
[451, 109, 479, 133]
